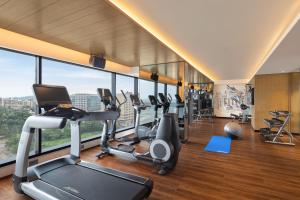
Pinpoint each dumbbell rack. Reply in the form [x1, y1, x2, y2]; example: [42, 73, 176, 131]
[261, 111, 295, 146]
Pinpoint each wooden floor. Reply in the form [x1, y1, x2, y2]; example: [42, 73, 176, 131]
[1, 118, 300, 200]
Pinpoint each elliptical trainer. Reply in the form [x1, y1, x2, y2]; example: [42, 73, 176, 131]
[97, 88, 140, 144]
[130, 94, 157, 140]
[97, 92, 181, 175]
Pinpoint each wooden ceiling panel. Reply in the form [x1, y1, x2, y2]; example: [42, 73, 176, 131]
[0, 0, 58, 28]
[0, 0, 182, 67]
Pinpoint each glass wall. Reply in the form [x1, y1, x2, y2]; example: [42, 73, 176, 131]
[167, 84, 178, 113]
[0, 48, 164, 165]
[0, 49, 36, 164]
[138, 79, 155, 124]
[116, 74, 135, 130]
[42, 59, 111, 151]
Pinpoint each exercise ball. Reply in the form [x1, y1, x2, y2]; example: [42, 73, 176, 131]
[224, 122, 242, 139]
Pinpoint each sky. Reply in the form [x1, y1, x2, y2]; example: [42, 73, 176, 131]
[0, 49, 159, 99]
[0, 50, 35, 97]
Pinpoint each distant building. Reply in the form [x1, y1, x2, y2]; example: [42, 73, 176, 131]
[116, 92, 134, 128]
[70, 94, 101, 111]
[0, 97, 34, 110]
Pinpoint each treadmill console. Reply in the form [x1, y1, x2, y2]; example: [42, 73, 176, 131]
[33, 84, 72, 110]
[33, 84, 88, 120]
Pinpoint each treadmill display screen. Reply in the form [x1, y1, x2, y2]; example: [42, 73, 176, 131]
[33, 84, 72, 108]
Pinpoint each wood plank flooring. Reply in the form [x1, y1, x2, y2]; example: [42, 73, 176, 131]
[0, 118, 299, 200]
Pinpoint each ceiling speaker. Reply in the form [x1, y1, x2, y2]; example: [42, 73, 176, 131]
[150, 73, 159, 82]
[89, 55, 106, 69]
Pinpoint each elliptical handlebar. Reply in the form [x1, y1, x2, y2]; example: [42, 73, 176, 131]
[114, 96, 121, 106]
[156, 98, 162, 105]
[140, 99, 151, 108]
[167, 93, 172, 103]
[117, 90, 128, 109]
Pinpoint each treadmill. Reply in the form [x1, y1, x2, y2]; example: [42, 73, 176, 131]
[13, 84, 153, 200]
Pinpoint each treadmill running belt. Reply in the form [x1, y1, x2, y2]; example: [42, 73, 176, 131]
[38, 165, 148, 200]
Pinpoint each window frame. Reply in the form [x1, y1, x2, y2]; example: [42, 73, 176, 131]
[0, 47, 38, 166]
[0, 47, 166, 167]
[0, 47, 140, 167]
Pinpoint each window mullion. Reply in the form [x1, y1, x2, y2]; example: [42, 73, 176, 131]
[35, 56, 42, 155]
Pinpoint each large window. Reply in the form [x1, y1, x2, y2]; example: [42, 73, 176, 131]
[138, 79, 155, 124]
[0, 49, 36, 164]
[116, 74, 135, 130]
[0, 48, 174, 165]
[167, 84, 178, 113]
[42, 59, 111, 151]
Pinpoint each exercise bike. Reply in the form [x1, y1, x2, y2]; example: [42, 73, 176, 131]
[97, 93, 181, 175]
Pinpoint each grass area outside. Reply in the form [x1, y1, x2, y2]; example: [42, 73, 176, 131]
[42, 131, 100, 150]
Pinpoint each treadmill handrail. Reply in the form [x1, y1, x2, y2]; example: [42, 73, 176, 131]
[23, 116, 67, 131]
[14, 116, 67, 181]
[76, 111, 120, 122]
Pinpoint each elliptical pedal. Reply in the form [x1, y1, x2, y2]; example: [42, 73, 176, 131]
[119, 136, 140, 145]
[117, 144, 135, 153]
[96, 151, 109, 158]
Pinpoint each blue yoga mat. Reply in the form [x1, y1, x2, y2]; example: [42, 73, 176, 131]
[204, 136, 232, 154]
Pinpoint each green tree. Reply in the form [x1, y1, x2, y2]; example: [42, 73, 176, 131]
[1, 106, 105, 154]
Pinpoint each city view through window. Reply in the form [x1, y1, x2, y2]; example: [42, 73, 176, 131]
[116, 74, 135, 130]
[0, 49, 169, 164]
[167, 84, 178, 113]
[42, 59, 113, 151]
[0, 50, 36, 163]
[139, 79, 155, 124]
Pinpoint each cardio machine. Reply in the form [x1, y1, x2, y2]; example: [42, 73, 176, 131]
[97, 88, 139, 144]
[97, 92, 181, 175]
[13, 84, 153, 200]
[174, 94, 185, 126]
[148, 95, 162, 118]
[160, 93, 188, 143]
[158, 93, 172, 114]
[130, 94, 157, 140]
[230, 103, 252, 124]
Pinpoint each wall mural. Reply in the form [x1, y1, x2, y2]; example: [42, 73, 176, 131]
[213, 83, 251, 117]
